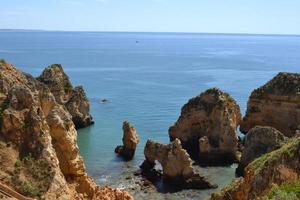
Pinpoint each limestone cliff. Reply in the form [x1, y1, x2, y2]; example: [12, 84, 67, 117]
[0, 61, 133, 200]
[236, 126, 286, 176]
[169, 88, 241, 165]
[37, 64, 94, 129]
[210, 136, 300, 200]
[141, 139, 216, 190]
[115, 121, 139, 160]
[240, 72, 300, 137]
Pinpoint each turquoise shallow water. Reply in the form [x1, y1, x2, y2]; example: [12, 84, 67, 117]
[1, 31, 300, 199]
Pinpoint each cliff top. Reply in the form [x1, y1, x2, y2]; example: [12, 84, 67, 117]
[37, 64, 73, 92]
[252, 72, 300, 97]
[181, 88, 237, 114]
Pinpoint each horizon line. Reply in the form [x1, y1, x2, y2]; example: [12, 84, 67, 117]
[1, 28, 300, 37]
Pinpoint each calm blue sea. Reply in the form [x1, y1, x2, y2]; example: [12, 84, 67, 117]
[1, 31, 300, 199]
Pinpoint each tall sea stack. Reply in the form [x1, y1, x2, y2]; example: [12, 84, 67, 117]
[169, 88, 242, 165]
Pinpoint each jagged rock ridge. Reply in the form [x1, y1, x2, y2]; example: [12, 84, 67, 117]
[37, 64, 94, 129]
[0, 61, 132, 200]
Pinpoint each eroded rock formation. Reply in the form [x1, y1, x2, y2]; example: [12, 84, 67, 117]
[236, 126, 286, 176]
[240, 72, 300, 137]
[210, 136, 300, 200]
[169, 88, 242, 165]
[140, 139, 216, 190]
[37, 64, 93, 129]
[0, 61, 132, 200]
[115, 121, 139, 160]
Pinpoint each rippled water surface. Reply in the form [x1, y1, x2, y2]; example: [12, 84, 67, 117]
[1, 31, 300, 199]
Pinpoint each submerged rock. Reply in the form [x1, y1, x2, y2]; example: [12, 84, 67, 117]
[0, 61, 133, 200]
[37, 64, 93, 129]
[115, 121, 139, 160]
[141, 139, 217, 190]
[169, 88, 241, 165]
[236, 126, 287, 176]
[240, 72, 300, 137]
[100, 98, 109, 103]
[210, 136, 300, 200]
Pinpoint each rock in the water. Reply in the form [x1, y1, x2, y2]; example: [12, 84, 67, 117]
[169, 88, 242, 165]
[100, 98, 109, 103]
[0, 61, 133, 200]
[37, 64, 93, 129]
[141, 139, 216, 190]
[240, 72, 300, 137]
[236, 126, 286, 176]
[210, 136, 300, 200]
[115, 121, 139, 160]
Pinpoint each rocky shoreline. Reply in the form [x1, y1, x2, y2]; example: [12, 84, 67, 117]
[0, 59, 299, 200]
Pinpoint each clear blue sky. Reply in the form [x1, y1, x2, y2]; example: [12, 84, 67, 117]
[1, 0, 300, 34]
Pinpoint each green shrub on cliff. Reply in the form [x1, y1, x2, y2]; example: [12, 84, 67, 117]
[248, 137, 299, 175]
[262, 179, 300, 200]
[14, 159, 21, 168]
[11, 154, 55, 198]
[0, 59, 6, 64]
[211, 137, 300, 200]
[19, 181, 40, 197]
[0, 98, 9, 128]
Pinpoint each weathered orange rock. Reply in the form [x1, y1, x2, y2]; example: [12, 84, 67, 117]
[141, 139, 216, 189]
[0, 61, 133, 200]
[169, 88, 241, 165]
[0, 62, 72, 198]
[115, 121, 139, 160]
[240, 72, 300, 137]
[38, 64, 93, 129]
[95, 186, 133, 200]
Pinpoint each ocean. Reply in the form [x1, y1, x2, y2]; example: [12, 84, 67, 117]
[1, 31, 300, 199]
